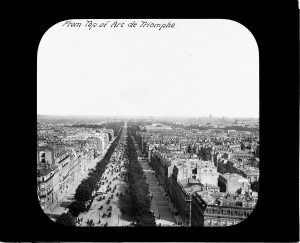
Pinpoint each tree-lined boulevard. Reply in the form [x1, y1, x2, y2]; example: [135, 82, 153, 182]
[56, 122, 158, 227]
[55, 123, 125, 226]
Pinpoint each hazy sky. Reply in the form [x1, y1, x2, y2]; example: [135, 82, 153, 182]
[37, 19, 259, 118]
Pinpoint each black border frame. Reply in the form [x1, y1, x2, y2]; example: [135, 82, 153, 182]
[2, 1, 299, 242]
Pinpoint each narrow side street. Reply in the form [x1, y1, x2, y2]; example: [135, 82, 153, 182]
[132, 137, 180, 226]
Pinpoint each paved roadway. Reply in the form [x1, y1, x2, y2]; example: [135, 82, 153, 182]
[78, 160, 134, 226]
[78, 128, 135, 226]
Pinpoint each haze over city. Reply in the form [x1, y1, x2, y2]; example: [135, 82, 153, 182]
[37, 19, 259, 118]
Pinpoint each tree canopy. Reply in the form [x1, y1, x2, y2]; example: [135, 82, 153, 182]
[74, 184, 92, 202]
[68, 200, 86, 217]
[70, 124, 124, 215]
[126, 128, 156, 226]
[56, 212, 76, 226]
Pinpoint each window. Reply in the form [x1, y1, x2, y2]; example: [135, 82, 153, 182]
[206, 218, 211, 225]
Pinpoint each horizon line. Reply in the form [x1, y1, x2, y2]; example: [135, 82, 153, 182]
[37, 113, 259, 119]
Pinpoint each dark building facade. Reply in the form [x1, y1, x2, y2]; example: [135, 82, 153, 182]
[150, 149, 170, 190]
[169, 176, 192, 227]
[191, 191, 254, 227]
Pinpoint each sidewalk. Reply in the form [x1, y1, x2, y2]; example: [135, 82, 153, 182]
[49, 166, 92, 216]
[142, 163, 176, 226]
[157, 184, 183, 225]
[146, 162, 184, 225]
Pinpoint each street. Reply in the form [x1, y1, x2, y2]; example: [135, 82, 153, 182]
[132, 137, 182, 226]
[77, 126, 135, 226]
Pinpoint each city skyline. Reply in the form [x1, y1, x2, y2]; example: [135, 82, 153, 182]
[38, 19, 259, 118]
[37, 113, 259, 119]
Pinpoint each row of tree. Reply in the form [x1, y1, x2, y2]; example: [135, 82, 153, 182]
[55, 126, 124, 226]
[104, 121, 125, 135]
[128, 124, 149, 156]
[127, 123, 141, 134]
[126, 129, 156, 226]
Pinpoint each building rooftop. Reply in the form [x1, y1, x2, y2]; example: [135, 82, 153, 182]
[221, 173, 249, 183]
[37, 164, 58, 177]
[241, 167, 259, 175]
[234, 166, 259, 175]
[195, 191, 256, 208]
[196, 191, 216, 205]
[178, 180, 203, 194]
